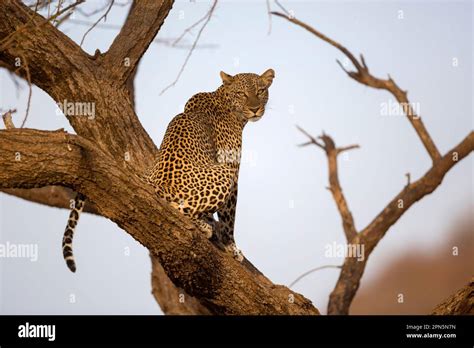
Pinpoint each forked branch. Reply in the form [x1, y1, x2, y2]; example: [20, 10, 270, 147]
[297, 126, 359, 242]
[272, 9, 441, 163]
[103, 0, 174, 84]
[276, 5, 474, 314]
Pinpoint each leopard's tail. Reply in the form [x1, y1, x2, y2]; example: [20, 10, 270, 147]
[62, 193, 86, 273]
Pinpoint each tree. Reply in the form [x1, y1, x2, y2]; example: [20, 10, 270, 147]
[270, 2, 473, 314]
[0, 0, 318, 315]
[1, 0, 471, 316]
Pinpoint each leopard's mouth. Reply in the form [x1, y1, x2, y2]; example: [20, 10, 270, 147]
[245, 108, 264, 122]
[248, 115, 262, 122]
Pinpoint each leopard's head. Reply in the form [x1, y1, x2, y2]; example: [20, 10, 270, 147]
[219, 69, 275, 122]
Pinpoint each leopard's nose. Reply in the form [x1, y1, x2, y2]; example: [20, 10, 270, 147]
[249, 106, 260, 113]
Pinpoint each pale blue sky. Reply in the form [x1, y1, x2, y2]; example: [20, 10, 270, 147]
[1, 0, 472, 314]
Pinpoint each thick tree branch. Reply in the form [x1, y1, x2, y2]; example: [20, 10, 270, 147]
[150, 256, 211, 315]
[272, 10, 442, 163]
[1, 0, 320, 315]
[0, 0, 157, 166]
[431, 278, 474, 315]
[1, 186, 100, 215]
[0, 128, 101, 189]
[328, 132, 473, 314]
[0, 0, 93, 98]
[0, 128, 319, 315]
[1, 109, 99, 214]
[0, 1, 201, 315]
[102, 0, 174, 85]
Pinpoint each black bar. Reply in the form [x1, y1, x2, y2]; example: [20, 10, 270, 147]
[0, 315, 472, 346]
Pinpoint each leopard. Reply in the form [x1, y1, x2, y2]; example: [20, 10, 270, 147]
[61, 69, 274, 272]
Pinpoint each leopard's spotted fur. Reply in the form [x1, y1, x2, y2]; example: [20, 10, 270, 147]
[60, 69, 274, 272]
[146, 69, 275, 260]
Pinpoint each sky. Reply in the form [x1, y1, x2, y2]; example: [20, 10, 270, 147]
[0, 0, 472, 315]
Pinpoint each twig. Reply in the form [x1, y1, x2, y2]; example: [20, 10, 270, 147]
[19, 54, 32, 128]
[66, 19, 219, 49]
[271, 9, 441, 163]
[297, 126, 359, 242]
[54, 8, 74, 28]
[274, 0, 290, 16]
[159, 0, 218, 96]
[156, 38, 218, 50]
[0, 0, 84, 50]
[76, 0, 116, 17]
[337, 144, 360, 154]
[171, 3, 213, 47]
[80, 0, 115, 46]
[405, 172, 411, 187]
[266, 0, 272, 35]
[289, 265, 342, 288]
[2, 109, 17, 129]
[295, 125, 324, 149]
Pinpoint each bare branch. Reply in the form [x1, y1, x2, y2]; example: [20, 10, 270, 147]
[272, 10, 442, 163]
[79, 0, 115, 47]
[19, 54, 32, 128]
[274, 0, 290, 17]
[296, 125, 324, 149]
[159, 0, 218, 95]
[328, 132, 474, 314]
[102, 0, 174, 85]
[289, 265, 342, 288]
[298, 127, 359, 242]
[171, 2, 215, 47]
[75, 0, 117, 17]
[266, 0, 272, 35]
[405, 172, 411, 187]
[0, 0, 85, 51]
[271, 10, 362, 72]
[337, 144, 360, 154]
[2, 109, 16, 129]
[274, 10, 472, 314]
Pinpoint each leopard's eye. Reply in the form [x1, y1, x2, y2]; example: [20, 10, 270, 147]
[236, 91, 246, 97]
[257, 88, 266, 95]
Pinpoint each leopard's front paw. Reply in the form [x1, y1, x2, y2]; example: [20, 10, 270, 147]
[224, 243, 244, 262]
[195, 219, 214, 239]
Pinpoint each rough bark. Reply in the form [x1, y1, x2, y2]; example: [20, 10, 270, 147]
[0, 0, 319, 315]
[2, 186, 99, 214]
[150, 256, 211, 315]
[432, 278, 474, 315]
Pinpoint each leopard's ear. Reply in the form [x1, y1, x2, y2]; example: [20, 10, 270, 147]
[260, 68, 275, 87]
[220, 71, 234, 85]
